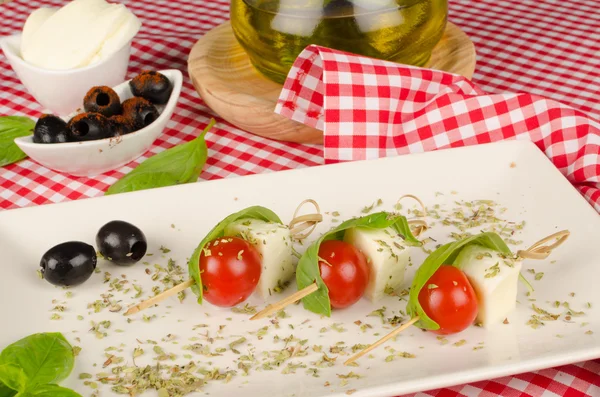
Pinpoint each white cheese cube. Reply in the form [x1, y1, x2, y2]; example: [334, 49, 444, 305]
[454, 245, 523, 327]
[224, 219, 293, 299]
[344, 227, 409, 302]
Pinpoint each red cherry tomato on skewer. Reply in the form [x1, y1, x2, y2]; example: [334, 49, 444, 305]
[418, 265, 478, 335]
[199, 237, 261, 307]
[318, 240, 369, 309]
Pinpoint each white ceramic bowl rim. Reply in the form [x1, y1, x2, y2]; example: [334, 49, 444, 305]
[0, 33, 135, 75]
[15, 69, 183, 149]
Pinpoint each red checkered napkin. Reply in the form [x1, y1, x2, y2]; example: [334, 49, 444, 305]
[275, 45, 600, 213]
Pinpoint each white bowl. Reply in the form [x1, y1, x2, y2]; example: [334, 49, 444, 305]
[0, 34, 131, 116]
[14, 69, 183, 177]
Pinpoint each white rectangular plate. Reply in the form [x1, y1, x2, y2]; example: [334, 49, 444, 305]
[0, 140, 598, 397]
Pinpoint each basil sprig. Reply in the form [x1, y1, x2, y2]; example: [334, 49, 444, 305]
[188, 206, 283, 303]
[297, 212, 421, 317]
[106, 119, 215, 195]
[0, 381, 16, 397]
[0, 333, 80, 397]
[0, 116, 35, 167]
[0, 364, 24, 396]
[406, 232, 511, 330]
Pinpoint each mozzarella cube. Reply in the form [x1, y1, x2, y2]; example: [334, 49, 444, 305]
[224, 219, 293, 299]
[344, 227, 409, 302]
[22, 8, 58, 55]
[454, 245, 523, 327]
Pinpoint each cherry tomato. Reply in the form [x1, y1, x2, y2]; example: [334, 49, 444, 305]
[418, 265, 478, 335]
[318, 240, 369, 309]
[199, 236, 261, 307]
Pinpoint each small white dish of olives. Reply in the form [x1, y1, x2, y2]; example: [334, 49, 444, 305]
[14, 69, 183, 177]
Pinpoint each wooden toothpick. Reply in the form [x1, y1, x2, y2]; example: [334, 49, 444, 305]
[289, 199, 322, 240]
[516, 230, 570, 260]
[250, 283, 319, 320]
[397, 194, 428, 237]
[344, 316, 420, 366]
[124, 279, 195, 316]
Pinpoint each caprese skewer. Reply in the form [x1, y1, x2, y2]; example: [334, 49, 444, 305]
[251, 196, 427, 320]
[344, 229, 570, 365]
[125, 201, 322, 315]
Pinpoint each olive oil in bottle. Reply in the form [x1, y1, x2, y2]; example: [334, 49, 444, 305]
[231, 0, 448, 84]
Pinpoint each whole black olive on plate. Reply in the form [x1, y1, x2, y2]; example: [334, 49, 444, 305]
[96, 220, 147, 266]
[67, 112, 112, 141]
[40, 241, 97, 287]
[33, 114, 70, 144]
[129, 70, 173, 104]
[83, 86, 122, 117]
[122, 97, 160, 130]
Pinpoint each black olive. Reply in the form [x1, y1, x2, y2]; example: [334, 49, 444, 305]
[129, 70, 173, 104]
[96, 220, 147, 266]
[67, 112, 111, 141]
[108, 115, 135, 137]
[40, 241, 97, 287]
[83, 86, 122, 117]
[122, 97, 160, 130]
[33, 114, 69, 144]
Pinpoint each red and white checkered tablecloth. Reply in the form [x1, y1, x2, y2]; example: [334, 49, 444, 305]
[275, 44, 600, 212]
[1, 0, 599, 396]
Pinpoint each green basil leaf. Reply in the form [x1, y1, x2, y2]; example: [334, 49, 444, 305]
[406, 232, 511, 330]
[297, 212, 422, 317]
[188, 206, 283, 303]
[0, 383, 17, 397]
[0, 116, 35, 167]
[0, 333, 74, 386]
[15, 384, 81, 397]
[0, 364, 26, 392]
[105, 119, 216, 195]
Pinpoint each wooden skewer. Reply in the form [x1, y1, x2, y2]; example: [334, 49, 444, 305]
[397, 194, 427, 217]
[344, 316, 420, 366]
[516, 230, 570, 260]
[289, 199, 322, 240]
[124, 279, 195, 316]
[397, 194, 428, 237]
[407, 219, 428, 237]
[290, 213, 323, 238]
[250, 283, 319, 320]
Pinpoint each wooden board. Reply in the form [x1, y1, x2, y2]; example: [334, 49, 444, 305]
[188, 21, 476, 144]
